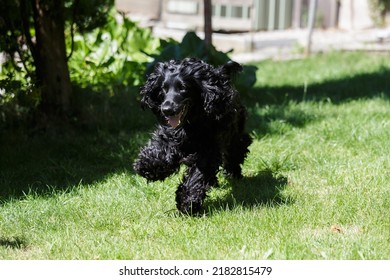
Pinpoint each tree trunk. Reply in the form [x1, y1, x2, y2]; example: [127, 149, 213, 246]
[31, 0, 72, 117]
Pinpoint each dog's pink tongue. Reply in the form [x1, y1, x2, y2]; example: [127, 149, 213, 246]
[167, 115, 181, 128]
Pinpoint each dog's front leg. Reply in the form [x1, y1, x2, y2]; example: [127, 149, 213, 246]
[133, 137, 181, 182]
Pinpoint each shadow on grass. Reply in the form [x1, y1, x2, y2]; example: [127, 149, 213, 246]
[247, 66, 390, 105]
[0, 86, 157, 204]
[0, 236, 28, 250]
[246, 103, 319, 137]
[0, 130, 141, 204]
[205, 169, 291, 215]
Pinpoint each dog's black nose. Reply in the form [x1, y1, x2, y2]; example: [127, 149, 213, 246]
[161, 101, 175, 116]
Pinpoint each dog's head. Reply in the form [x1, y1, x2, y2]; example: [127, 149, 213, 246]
[140, 58, 242, 128]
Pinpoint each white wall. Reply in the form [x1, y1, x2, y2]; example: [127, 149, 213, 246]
[338, 0, 374, 29]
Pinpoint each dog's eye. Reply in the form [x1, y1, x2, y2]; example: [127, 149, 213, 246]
[158, 90, 165, 99]
[156, 88, 166, 100]
[177, 83, 187, 94]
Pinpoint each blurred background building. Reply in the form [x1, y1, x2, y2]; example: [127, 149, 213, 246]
[116, 0, 377, 31]
[115, 0, 390, 60]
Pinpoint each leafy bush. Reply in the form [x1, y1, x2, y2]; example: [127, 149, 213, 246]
[146, 32, 257, 94]
[0, 60, 39, 129]
[68, 12, 160, 93]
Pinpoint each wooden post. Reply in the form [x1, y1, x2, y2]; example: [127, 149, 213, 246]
[204, 0, 212, 50]
[305, 0, 318, 56]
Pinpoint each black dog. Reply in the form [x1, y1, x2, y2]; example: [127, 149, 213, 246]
[133, 58, 252, 214]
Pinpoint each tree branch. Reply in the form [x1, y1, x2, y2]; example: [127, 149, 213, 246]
[67, 0, 80, 60]
[20, 0, 37, 61]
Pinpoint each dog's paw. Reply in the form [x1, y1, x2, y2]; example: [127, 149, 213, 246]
[133, 158, 179, 182]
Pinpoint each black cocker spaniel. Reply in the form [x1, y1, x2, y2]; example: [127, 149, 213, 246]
[134, 58, 252, 215]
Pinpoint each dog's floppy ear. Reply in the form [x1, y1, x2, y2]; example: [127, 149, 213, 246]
[140, 62, 165, 112]
[201, 61, 242, 120]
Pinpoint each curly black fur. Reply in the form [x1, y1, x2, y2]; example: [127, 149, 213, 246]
[133, 58, 252, 215]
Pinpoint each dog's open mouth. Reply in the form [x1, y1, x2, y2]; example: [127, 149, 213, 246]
[166, 106, 187, 129]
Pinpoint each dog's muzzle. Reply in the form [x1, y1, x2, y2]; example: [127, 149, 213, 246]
[164, 105, 188, 129]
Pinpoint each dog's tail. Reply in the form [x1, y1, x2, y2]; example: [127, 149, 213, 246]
[217, 61, 243, 81]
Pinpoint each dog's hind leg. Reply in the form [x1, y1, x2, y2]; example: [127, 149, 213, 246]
[223, 132, 252, 178]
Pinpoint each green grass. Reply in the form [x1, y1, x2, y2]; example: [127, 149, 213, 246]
[1, 51, 389, 259]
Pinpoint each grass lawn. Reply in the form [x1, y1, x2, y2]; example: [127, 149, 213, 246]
[0, 51, 389, 259]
